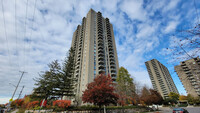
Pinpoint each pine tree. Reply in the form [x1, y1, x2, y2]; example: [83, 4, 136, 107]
[33, 48, 76, 101]
[33, 60, 61, 100]
[57, 47, 76, 99]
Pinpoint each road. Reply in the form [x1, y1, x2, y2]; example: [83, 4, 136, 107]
[157, 107, 200, 113]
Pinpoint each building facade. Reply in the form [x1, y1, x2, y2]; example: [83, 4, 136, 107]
[145, 59, 179, 98]
[71, 9, 119, 104]
[175, 57, 200, 97]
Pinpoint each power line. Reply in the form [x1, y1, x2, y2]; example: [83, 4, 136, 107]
[27, 0, 37, 73]
[23, 0, 29, 71]
[15, 0, 20, 69]
[1, 0, 11, 67]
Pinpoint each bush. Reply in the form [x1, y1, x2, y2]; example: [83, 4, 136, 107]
[27, 101, 39, 109]
[178, 104, 188, 107]
[53, 100, 71, 109]
[11, 99, 24, 108]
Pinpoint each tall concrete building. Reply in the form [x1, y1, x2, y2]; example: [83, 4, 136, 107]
[71, 9, 119, 104]
[145, 59, 179, 98]
[175, 57, 200, 97]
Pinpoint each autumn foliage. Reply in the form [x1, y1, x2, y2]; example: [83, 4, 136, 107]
[53, 100, 71, 109]
[140, 87, 163, 106]
[82, 74, 119, 108]
[27, 101, 39, 109]
[11, 99, 24, 107]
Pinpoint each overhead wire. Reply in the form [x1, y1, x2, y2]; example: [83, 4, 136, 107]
[23, 0, 29, 71]
[26, 0, 37, 76]
[1, 0, 12, 67]
[15, 0, 20, 69]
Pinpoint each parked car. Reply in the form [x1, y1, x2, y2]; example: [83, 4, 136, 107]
[173, 108, 189, 113]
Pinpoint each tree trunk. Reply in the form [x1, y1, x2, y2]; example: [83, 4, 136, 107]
[99, 105, 101, 113]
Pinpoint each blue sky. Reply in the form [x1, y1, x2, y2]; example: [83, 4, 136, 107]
[0, 0, 200, 104]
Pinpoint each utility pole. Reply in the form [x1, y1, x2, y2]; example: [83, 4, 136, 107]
[6, 71, 27, 111]
[18, 86, 25, 99]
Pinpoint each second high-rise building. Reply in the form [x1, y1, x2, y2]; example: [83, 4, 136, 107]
[71, 9, 119, 104]
[145, 59, 179, 98]
[175, 57, 200, 97]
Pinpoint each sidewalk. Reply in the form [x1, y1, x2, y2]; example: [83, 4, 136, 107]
[11, 109, 18, 113]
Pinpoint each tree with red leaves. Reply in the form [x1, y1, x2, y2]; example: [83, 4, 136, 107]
[82, 74, 118, 108]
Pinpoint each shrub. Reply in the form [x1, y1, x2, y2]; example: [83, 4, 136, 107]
[11, 99, 24, 108]
[53, 100, 71, 109]
[27, 101, 39, 109]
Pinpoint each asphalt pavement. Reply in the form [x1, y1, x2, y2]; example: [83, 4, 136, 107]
[155, 107, 200, 113]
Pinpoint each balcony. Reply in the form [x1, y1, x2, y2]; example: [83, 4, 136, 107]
[107, 33, 111, 37]
[76, 62, 80, 66]
[98, 43, 104, 47]
[76, 69, 79, 73]
[111, 70, 116, 74]
[98, 55, 104, 59]
[108, 45, 113, 48]
[98, 34, 103, 38]
[109, 54, 114, 57]
[189, 76, 194, 80]
[111, 74, 116, 78]
[110, 62, 115, 65]
[98, 46, 103, 50]
[110, 65, 115, 69]
[112, 78, 116, 82]
[109, 48, 113, 51]
[110, 59, 115, 63]
[98, 61, 104, 65]
[98, 40, 103, 44]
[99, 70, 104, 74]
[98, 47, 104, 51]
[78, 51, 81, 54]
[98, 51, 104, 56]
[108, 43, 113, 46]
[108, 40, 112, 43]
[98, 29, 103, 33]
[76, 65, 80, 69]
[181, 64, 186, 67]
[109, 51, 114, 55]
[98, 37, 103, 41]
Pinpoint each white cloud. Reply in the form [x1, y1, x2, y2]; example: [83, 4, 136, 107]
[164, 21, 179, 33]
[0, 0, 195, 104]
[163, 0, 180, 12]
[120, 0, 146, 21]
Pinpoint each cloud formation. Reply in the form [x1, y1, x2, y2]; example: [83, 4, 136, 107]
[0, 0, 199, 104]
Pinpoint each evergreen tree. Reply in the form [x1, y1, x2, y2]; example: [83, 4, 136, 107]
[57, 47, 76, 99]
[33, 60, 61, 100]
[33, 48, 76, 101]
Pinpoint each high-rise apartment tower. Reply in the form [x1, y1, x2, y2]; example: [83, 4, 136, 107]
[71, 9, 119, 104]
[175, 57, 200, 97]
[145, 59, 179, 98]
